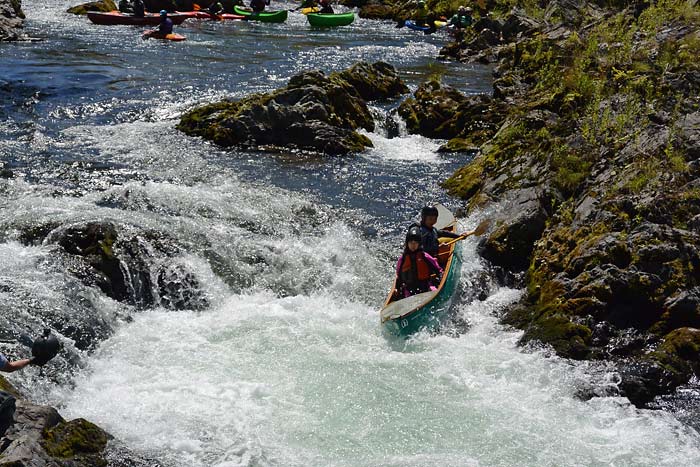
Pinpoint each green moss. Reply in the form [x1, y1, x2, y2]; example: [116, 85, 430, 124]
[441, 154, 488, 199]
[43, 418, 110, 462]
[521, 314, 592, 359]
[66, 0, 117, 15]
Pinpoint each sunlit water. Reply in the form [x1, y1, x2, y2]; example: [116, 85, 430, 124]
[1, 2, 699, 466]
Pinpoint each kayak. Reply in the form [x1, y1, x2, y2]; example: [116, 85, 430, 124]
[404, 19, 447, 31]
[300, 6, 319, 14]
[87, 11, 190, 26]
[142, 31, 187, 41]
[307, 12, 354, 27]
[379, 204, 463, 337]
[233, 6, 288, 23]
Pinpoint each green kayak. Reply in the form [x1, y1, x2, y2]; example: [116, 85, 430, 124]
[306, 12, 355, 27]
[380, 204, 463, 337]
[233, 6, 288, 23]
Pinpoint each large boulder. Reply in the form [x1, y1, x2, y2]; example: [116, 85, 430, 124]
[66, 0, 117, 15]
[0, 0, 24, 42]
[397, 79, 508, 150]
[178, 61, 408, 155]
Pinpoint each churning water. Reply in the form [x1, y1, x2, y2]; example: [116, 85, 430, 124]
[1, 2, 699, 466]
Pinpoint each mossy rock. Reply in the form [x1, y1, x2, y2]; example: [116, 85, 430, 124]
[438, 137, 479, 153]
[441, 154, 486, 199]
[0, 374, 21, 398]
[43, 418, 111, 462]
[521, 314, 592, 359]
[358, 4, 396, 20]
[67, 0, 117, 15]
[652, 327, 700, 377]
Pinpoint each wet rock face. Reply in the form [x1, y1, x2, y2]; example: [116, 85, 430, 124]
[177, 61, 408, 155]
[40, 221, 209, 312]
[0, 0, 24, 42]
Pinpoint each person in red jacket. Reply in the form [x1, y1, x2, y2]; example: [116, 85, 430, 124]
[395, 225, 443, 298]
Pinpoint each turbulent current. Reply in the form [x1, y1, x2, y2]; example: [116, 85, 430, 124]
[1, 2, 700, 466]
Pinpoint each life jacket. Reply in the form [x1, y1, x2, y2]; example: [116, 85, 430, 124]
[399, 251, 431, 285]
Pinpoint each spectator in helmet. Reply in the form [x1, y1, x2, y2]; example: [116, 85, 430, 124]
[132, 0, 145, 17]
[395, 225, 443, 298]
[319, 0, 333, 14]
[249, 0, 270, 12]
[449, 6, 472, 29]
[418, 205, 465, 259]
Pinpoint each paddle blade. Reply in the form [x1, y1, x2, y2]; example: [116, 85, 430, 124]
[471, 219, 491, 237]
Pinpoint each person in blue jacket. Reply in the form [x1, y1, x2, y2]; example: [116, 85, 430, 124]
[158, 10, 174, 34]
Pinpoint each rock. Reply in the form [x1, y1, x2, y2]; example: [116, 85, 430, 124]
[40, 221, 208, 311]
[66, 0, 117, 15]
[358, 2, 395, 20]
[500, 8, 543, 41]
[0, 168, 13, 178]
[655, 327, 700, 369]
[332, 61, 408, 101]
[0, 400, 160, 466]
[397, 79, 508, 143]
[178, 61, 408, 155]
[617, 359, 683, 406]
[478, 186, 550, 271]
[0, 0, 24, 42]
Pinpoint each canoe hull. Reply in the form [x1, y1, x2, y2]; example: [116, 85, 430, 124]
[233, 6, 288, 23]
[87, 11, 190, 26]
[379, 204, 464, 337]
[382, 244, 462, 337]
[307, 12, 355, 27]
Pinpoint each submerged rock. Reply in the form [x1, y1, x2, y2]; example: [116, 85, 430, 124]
[177, 61, 408, 155]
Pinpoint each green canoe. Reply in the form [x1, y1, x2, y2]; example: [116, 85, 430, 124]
[306, 12, 355, 27]
[233, 6, 288, 23]
[380, 204, 463, 337]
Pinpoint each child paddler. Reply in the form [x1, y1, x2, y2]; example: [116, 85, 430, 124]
[395, 226, 443, 298]
[418, 205, 466, 260]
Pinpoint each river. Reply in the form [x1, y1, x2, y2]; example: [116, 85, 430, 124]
[1, 2, 699, 466]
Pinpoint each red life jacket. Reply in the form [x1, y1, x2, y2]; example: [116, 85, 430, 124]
[400, 252, 431, 284]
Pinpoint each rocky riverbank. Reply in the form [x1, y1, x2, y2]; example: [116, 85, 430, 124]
[0, 0, 24, 41]
[412, 0, 700, 406]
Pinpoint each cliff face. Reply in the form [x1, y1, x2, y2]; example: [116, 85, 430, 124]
[430, 0, 700, 405]
[0, 0, 24, 41]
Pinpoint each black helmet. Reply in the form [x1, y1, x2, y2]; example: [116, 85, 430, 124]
[421, 205, 439, 219]
[406, 225, 422, 243]
[31, 329, 60, 366]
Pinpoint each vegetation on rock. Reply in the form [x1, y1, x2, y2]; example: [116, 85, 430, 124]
[437, 0, 700, 404]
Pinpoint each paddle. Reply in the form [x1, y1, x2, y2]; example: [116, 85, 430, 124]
[440, 218, 491, 247]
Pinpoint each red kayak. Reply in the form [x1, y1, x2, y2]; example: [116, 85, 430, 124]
[87, 11, 191, 26]
[187, 11, 246, 20]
